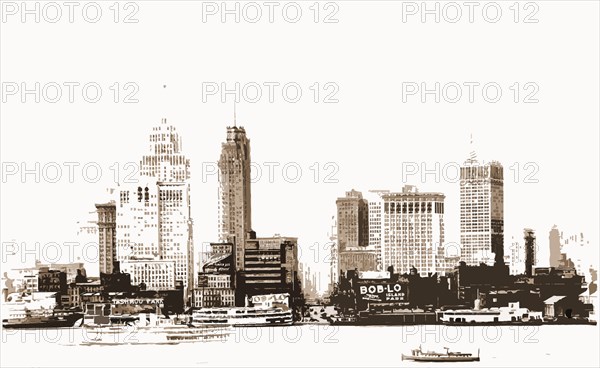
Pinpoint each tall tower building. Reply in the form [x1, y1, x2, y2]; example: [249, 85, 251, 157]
[116, 119, 193, 300]
[327, 216, 338, 294]
[459, 143, 504, 266]
[524, 228, 537, 277]
[336, 189, 369, 251]
[549, 225, 561, 268]
[218, 125, 252, 271]
[505, 235, 525, 275]
[377, 186, 445, 277]
[96, 201, 117, 274]
[365, 190, 389, 271]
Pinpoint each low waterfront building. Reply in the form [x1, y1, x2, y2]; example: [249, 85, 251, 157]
[237, 233, 302, 307]
[331, 266, 440, 316]
[35, 261, 87, 284]
[6, 268, 39, 294]
[38, 267, 67, 293]
[119, 259, 176, 291]
[194, 243, 235, 308]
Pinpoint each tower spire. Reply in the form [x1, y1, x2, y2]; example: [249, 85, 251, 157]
[469, 133, 477, 161]
[234, 100, 237, 127]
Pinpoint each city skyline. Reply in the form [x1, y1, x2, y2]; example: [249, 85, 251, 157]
[2, 112, 598, 295]
[1, 1, 598, 367]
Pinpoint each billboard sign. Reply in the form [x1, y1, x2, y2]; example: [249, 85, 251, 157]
[357, 283, 406, 303]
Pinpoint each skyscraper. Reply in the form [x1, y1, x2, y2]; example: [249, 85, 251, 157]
[549, 225, 562, 268]
[336, 189, 369, 251]
[459, 146, 504, 266]
[218, 125, 252, 271]
[96, 201, 116, 274]
[505, 235, 525, 275]
[377, 186, 445, 277]
[365, 190, 389, 271]
[524, 228, 537, 277]
[116, 118, 193, 300]
[327, 216, 338, 293]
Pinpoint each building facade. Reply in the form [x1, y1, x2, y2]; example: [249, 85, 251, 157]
[548, 225, 562, 268]
[34, 262, 86, 284]
[338, 250, 378, 274]
[524, 228, 537, 277]
[336, 189, 369, 251]
[119, 260, 176, 291]
[505, 235, 525, 275]
[218, 125, 252, 271]
[460, 151, 504, 266]
[365, 190, 389, 271]
[37, 268, 67, 294]
[96, 201, 117, 274]
[194, 243, 235, 308]
[238, 235, 301, 306]
[379, 186, 445, 277]
[116, 119, 193, 301]
[194, 273, 235, 308]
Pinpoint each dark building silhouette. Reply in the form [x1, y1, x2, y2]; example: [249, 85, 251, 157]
[447, 262, 512, 305]
[96, 201, 117, 274]
[236, 233, 302, 308]
[524, 228, 536, 277]
[38, 267, 68, 296]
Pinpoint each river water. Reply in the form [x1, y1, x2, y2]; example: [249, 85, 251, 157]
[1, 325, 599, 367]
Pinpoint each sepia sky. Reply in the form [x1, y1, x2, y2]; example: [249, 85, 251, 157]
[1, 2, 598, 291]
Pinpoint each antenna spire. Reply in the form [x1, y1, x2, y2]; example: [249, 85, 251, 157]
[234, 101, 237, 127]
[469, 133, 477, 161]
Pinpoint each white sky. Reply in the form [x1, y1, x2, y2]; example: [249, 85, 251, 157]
[1, 1, 599, 293]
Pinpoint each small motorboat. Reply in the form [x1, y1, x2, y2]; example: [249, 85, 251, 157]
[402, 345, 480, 362]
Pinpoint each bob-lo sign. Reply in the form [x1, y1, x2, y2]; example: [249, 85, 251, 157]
[357, 283, 406, 303]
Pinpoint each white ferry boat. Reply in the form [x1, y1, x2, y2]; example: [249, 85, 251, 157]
[192, 293, 294, 327]
[81, 303, 233, 345]
[82, 312, 232, 345]
[82, 324, 233, 345]
[192, 306, 293, 327]
[439, 302, 543, 324]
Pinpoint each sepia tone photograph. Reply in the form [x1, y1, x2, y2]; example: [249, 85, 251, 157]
[1, 1, 599, 367]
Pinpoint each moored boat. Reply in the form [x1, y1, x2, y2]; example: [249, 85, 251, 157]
[439, 302, 543, 325]
[192, 306, 293, 327]
[192, 293, 294, 327]
[2, 309, 83, 329]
